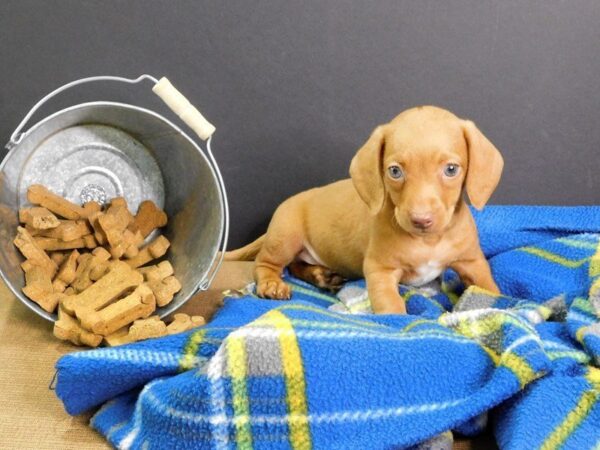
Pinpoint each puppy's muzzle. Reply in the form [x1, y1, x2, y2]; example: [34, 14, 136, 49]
[409, 212, 434, 230]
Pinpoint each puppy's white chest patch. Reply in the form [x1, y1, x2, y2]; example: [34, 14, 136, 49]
[407, 261, 443, 286]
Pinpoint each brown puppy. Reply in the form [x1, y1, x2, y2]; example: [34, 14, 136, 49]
[226, 106, 503, 314]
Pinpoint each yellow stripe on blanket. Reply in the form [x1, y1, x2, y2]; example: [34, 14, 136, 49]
[589, 238, 600, 278]
[557, 237, 599, 250]
[540, 389, 599, 450]
[520, 247, 589, 269]
[179, 328, 207, 371]
[227, 335, 253, 450]
[448, 314, 538, 387]
[264, 310, 312, 450]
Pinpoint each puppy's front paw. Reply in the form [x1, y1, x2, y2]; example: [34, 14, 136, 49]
[372, 299, 407, 315]
[256, 278, 291, 300]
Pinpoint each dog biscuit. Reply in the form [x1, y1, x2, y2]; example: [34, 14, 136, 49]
[148, 275, 181, 307]
[125, 235, 170, 268]
[14, 226, 57, 277]
[27, 184, 86, 220]
[109, 197, 135, 224]
[87, 211, 107, 245]
[64, 287, 75, 296]
[22, 265, 55, 311]
[128, 316, 167, 341]
[49, 251, 67, 266]
[31, 220, 91, 241]
[71, 248, 112, 293]
[139, 261, 174, 282]
[104, 316, 167, 346]
[81, 201, 102, 219]
[63, 261, 143, 316]
[54, 306, 102, 347]
[80, 284, 156, 335]
[52, 279, 67, 293]
[166, 313, 204, 334]
[19, 207, 60, 230]
[55, 249, 80, 285]
[34, 236, 89, 252]
[133, 200, 167, 238]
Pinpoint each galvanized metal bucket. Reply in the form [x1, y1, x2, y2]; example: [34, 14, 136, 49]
[0, 75, 229, 321]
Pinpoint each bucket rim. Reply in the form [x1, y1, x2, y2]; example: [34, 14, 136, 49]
[1, 101, 226, 322]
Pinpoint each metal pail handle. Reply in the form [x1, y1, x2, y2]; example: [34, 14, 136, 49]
[7, 74, 229, 292]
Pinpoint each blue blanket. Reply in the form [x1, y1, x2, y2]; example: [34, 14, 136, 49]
[55, 206, 600, 449]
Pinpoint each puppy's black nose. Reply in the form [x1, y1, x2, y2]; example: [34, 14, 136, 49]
[410, 213, 433, 230]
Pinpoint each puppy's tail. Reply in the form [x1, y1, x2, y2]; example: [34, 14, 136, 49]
[223, 234, 265, 261]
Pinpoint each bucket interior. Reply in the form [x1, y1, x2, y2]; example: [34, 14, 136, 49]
[0, 102, 224, 321]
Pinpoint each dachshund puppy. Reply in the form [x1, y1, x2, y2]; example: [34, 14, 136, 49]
[226, 106, 503, 314]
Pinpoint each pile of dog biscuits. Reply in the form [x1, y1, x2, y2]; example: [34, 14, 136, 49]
[13, 184, 205, 347]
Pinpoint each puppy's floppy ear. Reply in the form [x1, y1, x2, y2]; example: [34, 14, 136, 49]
[350, 126, 386, 215]
[462, 120, 504, 210]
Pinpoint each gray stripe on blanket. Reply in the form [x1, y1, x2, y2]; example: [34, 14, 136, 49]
[245, 332, 283, 377]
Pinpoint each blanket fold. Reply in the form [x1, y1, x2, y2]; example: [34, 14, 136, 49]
[54, 206, 600, 449]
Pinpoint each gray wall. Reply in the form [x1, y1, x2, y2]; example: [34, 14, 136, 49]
[2, 1, 600, 247]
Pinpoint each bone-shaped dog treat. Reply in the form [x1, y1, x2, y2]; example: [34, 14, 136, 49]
[128, 316, 167, 341]
[49, 251, 67, 266]
[124, 229, 144, 257]
[63, 261, 144, 316]
[191, 315, 206, 327]
[64, 287, 75, 296]
[166, 313, 205, 334]
[19, 207, 60, 230]
[34, 236, 92, 252]
[27, 185, 85, 220]
[55, 249, 80, 285]
[80, 284, 155, 335]
[14, 227, 57, 277]
[139, 261, 174, 282]
[71, 247, 112, 293]
[20, 260, 35, 273]
[54, 306, 102, 347]
[133, 200, 167, 238]
[102, 327, 132, 346]
[109, 229, 144, 259]
[138, 260, 180, 306]
[46, 292, 67, 311]
[109, 197, 135, 224]
[81, 201, 102, 218]
[31, 220, 91, 241]
[70, 254, 93, 293]
[166, 313, 192, 334]
[148, 275, 182, 307]
[87, 211, 107, 245]
[83, 234, 97, 249]
[104, 316, 168, 346]
[22, 265, 57, 312]
[52, 279, 67, 293]
[98, 206, 130, 247]
[97, 202, 141, 259]
[89, 261, 109, 281]
[125, 235, 170, 268]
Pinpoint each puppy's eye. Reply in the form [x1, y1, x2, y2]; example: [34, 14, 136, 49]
[388, 165, 404, 180]
[443, 163, 460, 178]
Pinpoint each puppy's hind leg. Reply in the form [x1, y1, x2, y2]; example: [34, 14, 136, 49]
[288, 261, 345, 293]
[254, 202, 304, 300]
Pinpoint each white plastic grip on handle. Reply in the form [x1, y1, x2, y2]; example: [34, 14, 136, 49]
[152, 77, 216, 141]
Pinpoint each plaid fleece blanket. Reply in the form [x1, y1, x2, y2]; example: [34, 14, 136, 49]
[55, 206, 600, 449]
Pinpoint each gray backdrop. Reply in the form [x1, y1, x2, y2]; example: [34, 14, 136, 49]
[2, 1, 599, 247]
